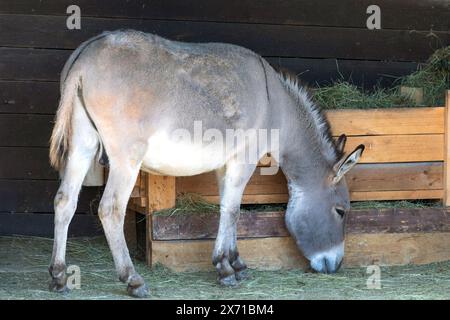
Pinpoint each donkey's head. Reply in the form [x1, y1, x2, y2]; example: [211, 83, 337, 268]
[285, 135, 364, 273]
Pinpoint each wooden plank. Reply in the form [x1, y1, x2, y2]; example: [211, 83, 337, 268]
[0, 114, 53, 147]
[152, 237, 308, 271]
[146, 174, 176, 266]
[344, 232, 450, 267]
[326, 107, 445, 136]
[0, 48, 69, 81]
[1, 1, 448, 31]
[0, 212, 103, 237]
[444, 90, 450, 206]
[350, 189, 443, 201]
[151, 232, 450, 271]
[202, 194, 290, 204]
[269, 57, 419, 89]
[344, 134, 444, 163]
[153, 211, 288, 241]
[0, 180, 102, 213]
[177, 162, 444, 203]
[147, 175, 176, 212]
[0, 14, 448, 61]
[153, 208, 450, 241]
[196, 189, 443, 204]
[346, 208, 450, 234]
[0, 147, 57, 180]
[348, 162, 443, 192]
[139, 171, 148, 208]
[0, 47, 420, 89]
[0, 81, 59, 114]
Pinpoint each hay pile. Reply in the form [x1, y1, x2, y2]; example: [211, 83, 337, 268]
[153, 193, 440, 217]
[154, 193, 286, 216]
[314, 46, 450, 109]
[1, 236, 450, 300]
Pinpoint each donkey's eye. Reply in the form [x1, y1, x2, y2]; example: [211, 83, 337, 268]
[335, 207, 345, 218]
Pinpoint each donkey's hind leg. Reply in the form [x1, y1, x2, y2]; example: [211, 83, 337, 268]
[49, 114, 98, 293]
[213, 161, 256, 286]
[98, 159, 147, 298]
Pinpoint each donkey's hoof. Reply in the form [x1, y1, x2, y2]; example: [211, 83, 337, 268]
[218, 274, 238, 287]
[127, 283, 148, 298]
[235, 269, 250, 281]
[49, 279, 69, 294]
[232, 256, 248, 281]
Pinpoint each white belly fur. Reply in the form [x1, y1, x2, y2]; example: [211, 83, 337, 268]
[141, 132, 227, 176]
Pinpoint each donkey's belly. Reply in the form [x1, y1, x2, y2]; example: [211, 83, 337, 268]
[141, 132, 227, 176]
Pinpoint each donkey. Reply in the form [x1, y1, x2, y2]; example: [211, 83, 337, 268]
[48, 30, 364, 297]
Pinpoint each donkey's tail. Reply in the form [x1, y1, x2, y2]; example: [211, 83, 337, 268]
[49, 75, 80, 171]
[50, 32, 111, 171]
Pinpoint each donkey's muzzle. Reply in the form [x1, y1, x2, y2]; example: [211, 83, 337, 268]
[308, 242, 344, 274]
[310, 256, 342, 274]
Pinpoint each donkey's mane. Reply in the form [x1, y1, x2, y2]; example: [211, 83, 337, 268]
[278, 72, 339, 164]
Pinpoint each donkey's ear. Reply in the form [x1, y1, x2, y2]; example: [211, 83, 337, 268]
[335, 134, 347, 154]
[332, 144, 365, 184]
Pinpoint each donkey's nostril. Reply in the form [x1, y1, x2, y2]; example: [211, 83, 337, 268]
[310, 256, 342, 274]
[309, 242, 345, 274]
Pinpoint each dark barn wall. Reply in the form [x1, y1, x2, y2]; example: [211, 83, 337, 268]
[0, 0, 449, 236]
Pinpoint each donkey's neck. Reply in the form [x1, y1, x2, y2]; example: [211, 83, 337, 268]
[277, 74, 338, 189]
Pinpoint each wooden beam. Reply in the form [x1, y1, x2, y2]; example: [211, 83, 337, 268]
[177, 162, 444, 203]
[0, 14, 448, 61]
[350, 189, 443, 201]
[152, 237, 308, 271]
[151, 232, 450, 272]
[1, 0, 449, 31]
[327, 107, 445, 136]
[344, 134, 444, 163]
[444, 90, 450, 206]
[147, 175, 176, 212]
[145, 174, 176, 266]
[153, 208, 450, 241]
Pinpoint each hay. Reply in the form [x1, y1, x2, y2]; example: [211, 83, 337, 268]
[314, 81, 411, 109]
[313, 46, 450, 109]
[351, 200, 441, 210]
[154, 193, 219, 216]
[153, 193, 440, 217]
[401, 46, 450, 106]
[153, 193, 287, 216]
[1, 235, 450, 300]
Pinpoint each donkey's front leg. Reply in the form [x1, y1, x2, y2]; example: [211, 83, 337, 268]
[99, 162, 148, 298]
[213, 162, 256, 286]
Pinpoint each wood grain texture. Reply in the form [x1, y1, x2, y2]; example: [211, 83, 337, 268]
[0, 114, 53, 147]
[0, 147, 56, 180]
[0, 48, 69, 81]
[344, 134, 444, 163]
[0, 14, 448, 61]
[147, 175, 176, 213]
[152, 208, 450, 241]
[0, 48, 419, 89]
[1, 0, 448, 31]
[444, 91, 450, 206]
[0, 212, 103, 237]
[326, 107, 445, 136]
[202, 189, 444, 203]
[151, 232, 450, 271]
[152, 237, 308, 271]
[349, 189, 443, 201]
[177, 162, 444, 203]
[0, 81, 59, 114]
[0, 180, 101, 213]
